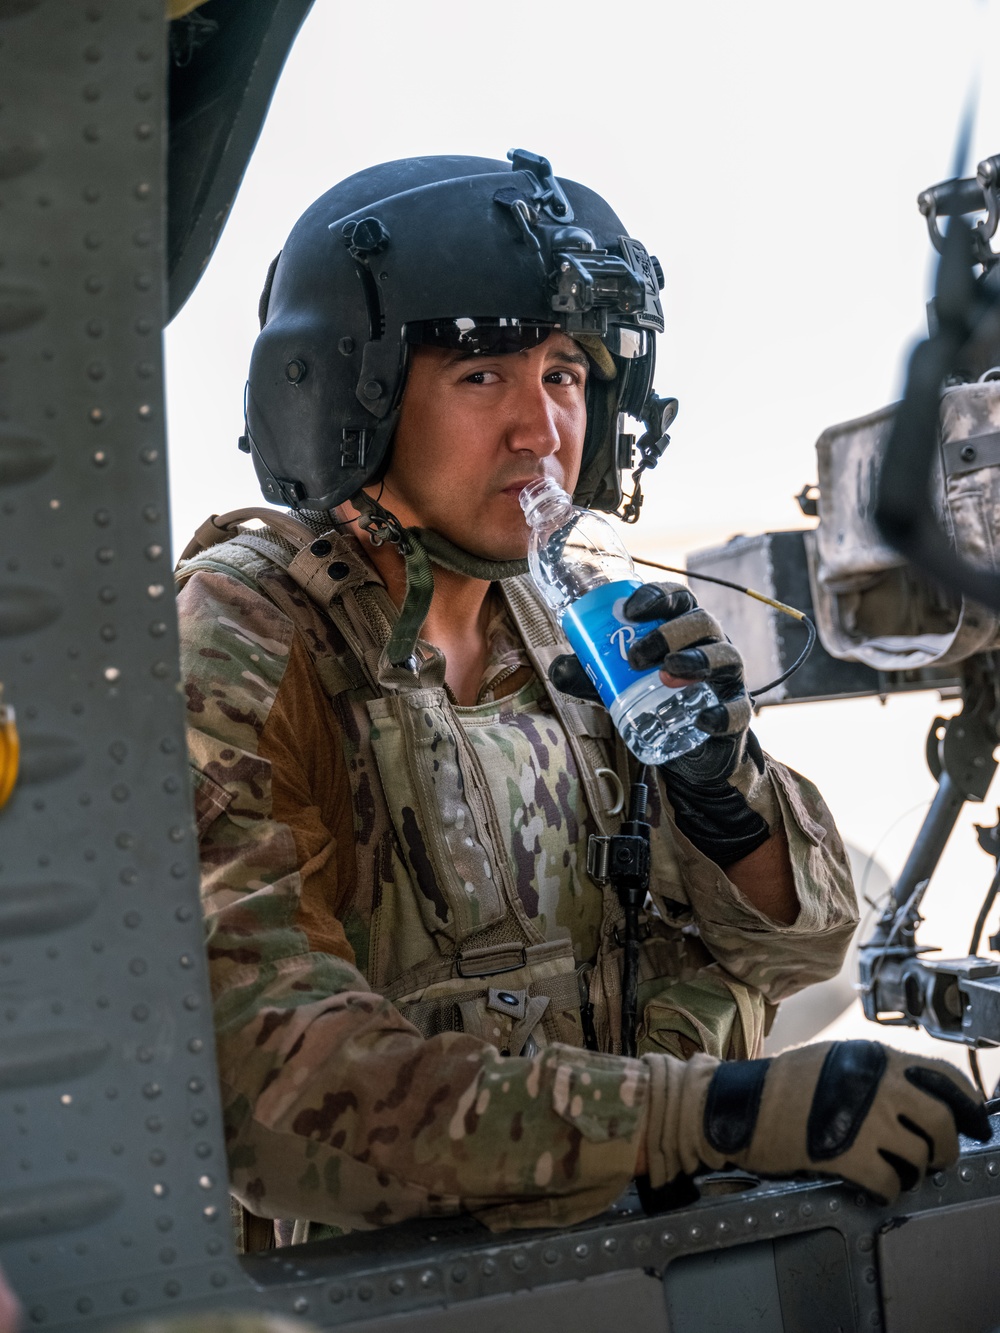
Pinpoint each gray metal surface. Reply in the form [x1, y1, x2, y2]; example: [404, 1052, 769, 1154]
[0, 0, 249, 1320]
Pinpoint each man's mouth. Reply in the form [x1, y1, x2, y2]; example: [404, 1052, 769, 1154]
[500, 476, 546, 499]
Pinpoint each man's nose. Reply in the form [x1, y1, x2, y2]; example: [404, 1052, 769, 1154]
[504, 379, 562, 457]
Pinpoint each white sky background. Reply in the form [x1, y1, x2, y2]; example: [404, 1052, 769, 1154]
[166, 0, 1000, 1079]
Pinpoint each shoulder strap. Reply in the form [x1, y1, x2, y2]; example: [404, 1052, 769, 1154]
[177, 506, 318, 562]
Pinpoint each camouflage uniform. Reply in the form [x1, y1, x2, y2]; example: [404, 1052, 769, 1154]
[176, 519, 857, 1238]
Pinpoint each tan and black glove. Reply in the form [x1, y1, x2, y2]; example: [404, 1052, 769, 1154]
[623, 581, 775, 868]
[550, 580, 772, 867]
[642, 1039, 992, 1206]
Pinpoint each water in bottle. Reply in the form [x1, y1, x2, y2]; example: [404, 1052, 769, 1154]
[520, 476, 717, 766]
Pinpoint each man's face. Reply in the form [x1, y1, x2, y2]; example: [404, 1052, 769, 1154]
[374, 332, 589, 561]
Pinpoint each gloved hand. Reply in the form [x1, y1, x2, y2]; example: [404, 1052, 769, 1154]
[548, 581, 773, 868]
[642, 1040, 992, 1206]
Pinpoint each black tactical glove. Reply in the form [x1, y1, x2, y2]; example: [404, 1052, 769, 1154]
[642, 1040, 992, 1206]
[548, 581, 772, 868]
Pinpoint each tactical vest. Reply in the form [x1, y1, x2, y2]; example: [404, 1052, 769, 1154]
[177, 510, 766, 1066]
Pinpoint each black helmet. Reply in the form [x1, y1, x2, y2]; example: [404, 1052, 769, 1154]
[245, 150, 670, 519]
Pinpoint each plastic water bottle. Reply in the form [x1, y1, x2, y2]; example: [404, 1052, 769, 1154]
[520, 476, 717, 765]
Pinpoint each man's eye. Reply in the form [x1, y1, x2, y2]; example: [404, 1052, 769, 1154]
[463, 369, 499, 385]
[545, 369, 582, 385]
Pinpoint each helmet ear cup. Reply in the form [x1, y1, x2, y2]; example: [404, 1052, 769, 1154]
[574, 377, 621, 512]
[572, 343, 656, 514]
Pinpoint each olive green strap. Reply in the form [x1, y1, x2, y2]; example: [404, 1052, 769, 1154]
[352, 491, 529, 668]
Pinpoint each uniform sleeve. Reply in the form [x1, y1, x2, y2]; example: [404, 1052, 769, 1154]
[650, 758, 859, 1004]
[179, 567, 650, 1233]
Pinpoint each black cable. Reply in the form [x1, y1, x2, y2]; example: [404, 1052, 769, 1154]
[965, 862, 1000, 1098]
[968, 862, 1000, 958]
[631, 555, 818, 698]
[619, 766, 650, 1060]
[970, 1048, 986, 1099]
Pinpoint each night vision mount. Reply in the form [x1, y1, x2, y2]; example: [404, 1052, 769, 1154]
[500, 148, 665, 341]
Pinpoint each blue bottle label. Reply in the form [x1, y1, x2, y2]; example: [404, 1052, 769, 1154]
[560, 578, 660, 709]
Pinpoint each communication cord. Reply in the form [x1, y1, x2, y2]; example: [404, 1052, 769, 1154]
[632, 556, 818, 697]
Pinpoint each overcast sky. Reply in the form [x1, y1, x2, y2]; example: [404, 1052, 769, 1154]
[165, 0, 1000, 1070]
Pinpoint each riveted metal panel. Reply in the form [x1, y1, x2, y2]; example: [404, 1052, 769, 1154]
[0, 1, 248, 1323]
[879, 1194, 1000, 1333]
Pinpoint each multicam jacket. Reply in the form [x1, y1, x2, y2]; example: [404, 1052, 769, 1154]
[175, 514, 858, 1236]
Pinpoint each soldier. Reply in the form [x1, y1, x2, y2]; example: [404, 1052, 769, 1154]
[175, 152, 988, 1244]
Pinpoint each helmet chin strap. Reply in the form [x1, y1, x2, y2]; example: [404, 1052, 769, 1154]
[351, 490, 528, 668]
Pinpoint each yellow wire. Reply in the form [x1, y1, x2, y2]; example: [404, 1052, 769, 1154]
[0, 692, 19, 811]
[632, 555, 808, 621]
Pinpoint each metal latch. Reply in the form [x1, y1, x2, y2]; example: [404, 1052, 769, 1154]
[0, 686, 20, 811]
[587, 835, 610, 885]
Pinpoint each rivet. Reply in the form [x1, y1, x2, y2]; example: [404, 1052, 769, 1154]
[828, 1198, 841, 1211]
[960, 1165, 973, 1182]
[389, 1277, 406, 1294]
[285, 359, 306, 383]
[293, 1298, 309, 1314]
[481, 1259, 497, 1276]
[327, 561, 350, 580]
[573, 1243, 589, 1259]
[135, 123, 152, 140]
[357, 1286, 373, 1302]
[661, 1230, 677, 1246]
[772, 1209, 786, 1224]
[961, 444, 977, 462]
[744, 1214, 758, 1228]
[328, 1287, 345, 1304]
[801, 1203, 813, 1218]
[602, 1237, 617, 1253]
[865, 1267, 877, 1285]
[420, 1269, 437, 1288]
[511, 1252, 528, 1271]
[338, 336, 355, 355]
[362, 379, 383, 400]
[987, 1160, 999, 1176]
[310, 538, 332, 556]
[932, 1172, 946, 1188]
[689, 1224, 703, 1241]
[858, 1235, 873, 1253]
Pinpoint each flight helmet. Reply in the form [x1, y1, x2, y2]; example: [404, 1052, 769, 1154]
[245, 149, 674, 523]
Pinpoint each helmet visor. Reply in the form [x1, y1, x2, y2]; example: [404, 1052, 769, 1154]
[406, 317, 647, 360]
